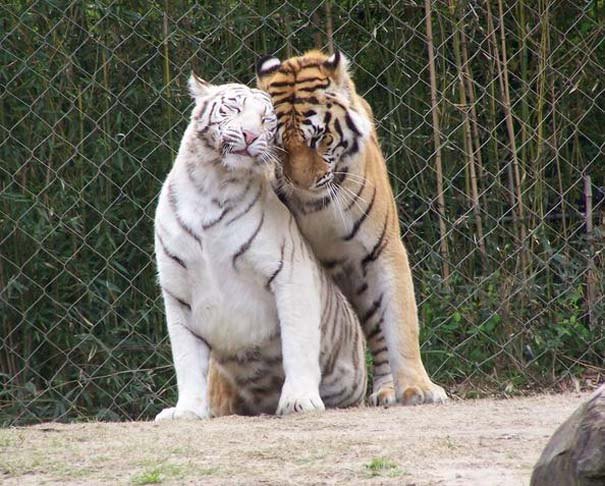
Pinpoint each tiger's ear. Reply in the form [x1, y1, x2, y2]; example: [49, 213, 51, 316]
[256, 56, 281, 86]
[323, 51, 351, 87]
[188, 72, 212, 100]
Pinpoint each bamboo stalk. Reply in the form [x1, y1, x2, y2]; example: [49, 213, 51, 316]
[489, 0, 528, 271]
[551, 79, 568, 256]
[532, 0, 550, 230]
[163, 6, 170, 93]
[459, 23, 485, 209]
[517, 0, 529, 172]
[0, 63, 7, 382]
[312, 10, 322, 49]
[484, 9, 502, 219]
[283, 8, 293, 57]
[325, 0, 334, 54]
[163, 2, 173, 150]
[584, 175, 596, 330]
[0, 256, 16, 382]
[486, 1, 518, 244]
[498, 0, 527, 269]
[450, 0, 487, 268]
[424, 0, 450, 281]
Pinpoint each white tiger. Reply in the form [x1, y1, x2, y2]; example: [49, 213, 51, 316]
[153, 75, 367, 420]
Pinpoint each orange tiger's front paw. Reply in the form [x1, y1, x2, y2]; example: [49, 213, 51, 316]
[369, 382, 397, 407]
[397, 380, 448, 406]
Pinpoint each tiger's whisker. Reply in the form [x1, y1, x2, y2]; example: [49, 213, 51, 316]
[338, 183, 368, 211]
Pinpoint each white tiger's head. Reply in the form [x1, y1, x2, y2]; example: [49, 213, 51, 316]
[188, 74, 278, 173]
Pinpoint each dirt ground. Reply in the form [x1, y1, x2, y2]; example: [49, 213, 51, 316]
[0, 392, 590, 485]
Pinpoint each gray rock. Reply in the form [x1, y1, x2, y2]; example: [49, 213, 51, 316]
[531, 385, 605, 486]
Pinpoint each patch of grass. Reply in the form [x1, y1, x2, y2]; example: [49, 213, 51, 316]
[48, 461, 92, 479]
[0, 432, 15, 448]
[132, 469, 162, 485]
[444, 435, 459, 450]
[131, 464, 186, 485]
[0, 455, 43, 477]
[365, 457, 404, 478]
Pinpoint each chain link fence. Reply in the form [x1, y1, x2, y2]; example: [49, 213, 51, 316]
[1, 0, 604, 425]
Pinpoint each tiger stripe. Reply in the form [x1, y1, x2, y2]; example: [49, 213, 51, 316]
[231, 213, 264, 270]
[156, 231, 187, 269]
[265, 240, 285, 290]
[167, 182, 202, 245]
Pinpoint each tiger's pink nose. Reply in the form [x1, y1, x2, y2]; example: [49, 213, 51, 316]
[243, 130, 259, 145]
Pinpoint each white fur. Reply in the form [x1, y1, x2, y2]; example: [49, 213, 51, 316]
[259, 57, 281, 73]
[154, 82, 324, 420]
[188, 73, 212, 100]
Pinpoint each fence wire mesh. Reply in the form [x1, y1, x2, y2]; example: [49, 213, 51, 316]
[1, 0, 604, 425]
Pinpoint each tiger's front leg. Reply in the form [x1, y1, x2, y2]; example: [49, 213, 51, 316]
[271, 252, 325, 415]
[358, 239, 447, 405]
[155, 293, 211, 421]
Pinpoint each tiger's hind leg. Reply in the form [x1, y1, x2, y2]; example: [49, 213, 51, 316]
[364, 318, 397, 407]
[210, 339, 285, 416]
[207, 357, 240, 417]
[332, 266, 396, 407]
[368, 382, 396, 407]
[319, 286, 368, 409]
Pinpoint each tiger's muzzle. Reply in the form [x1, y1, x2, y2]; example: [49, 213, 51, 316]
[284, 139, 330, 191]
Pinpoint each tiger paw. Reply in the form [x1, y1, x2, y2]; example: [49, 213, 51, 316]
[369, 382, 396, 407]
[277, 384, 325, 415]
[396, 380, 448, 406]
[154, 405, 209, 422]
[276, 395, 325, 415]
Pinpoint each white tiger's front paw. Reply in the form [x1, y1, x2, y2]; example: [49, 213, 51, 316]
[276, 395, 325, 415]
[277, 383, 325, 416]
[154, 405, 209, 422]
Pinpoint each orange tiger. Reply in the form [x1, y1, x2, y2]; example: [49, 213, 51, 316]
[253, 50, 447, 406]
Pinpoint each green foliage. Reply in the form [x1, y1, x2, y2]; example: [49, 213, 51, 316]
[132, 469, 163, 485]
[1, 1, 603, 424]
[365, 457, 402, 477]
[131, 464, 187, 484]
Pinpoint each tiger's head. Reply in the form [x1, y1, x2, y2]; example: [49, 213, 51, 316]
[188, 74, 278, 173]
[256, 50, 372, 193]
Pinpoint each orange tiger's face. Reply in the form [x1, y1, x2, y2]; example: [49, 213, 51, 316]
[256, 50, 370, 193]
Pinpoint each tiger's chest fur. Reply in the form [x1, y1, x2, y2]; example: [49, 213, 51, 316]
[278, 142, 395, 302]
[290, 207, 362, 286]
[156, 156, 282, 354]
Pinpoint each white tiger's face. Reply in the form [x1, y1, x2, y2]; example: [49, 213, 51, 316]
[188, 75, 278, 173]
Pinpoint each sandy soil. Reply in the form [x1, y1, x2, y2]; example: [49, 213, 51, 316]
[0, 392, 589, 485]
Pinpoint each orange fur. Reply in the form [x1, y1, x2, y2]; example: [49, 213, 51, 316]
[255, 50, 447, 405]
[208, 359, 238, 417]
